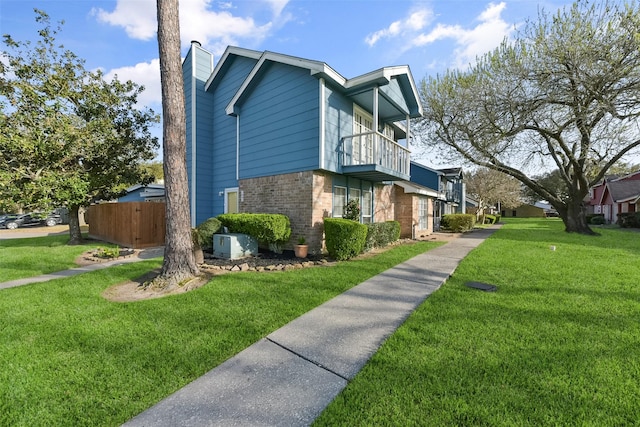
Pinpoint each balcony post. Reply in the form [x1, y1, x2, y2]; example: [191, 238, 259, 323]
[373, 86, 379, 164]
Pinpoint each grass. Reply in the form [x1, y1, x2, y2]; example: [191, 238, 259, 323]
[314, 218, 640, 426]
[0, 234, 110, 281]
[0, 239, 441, 427]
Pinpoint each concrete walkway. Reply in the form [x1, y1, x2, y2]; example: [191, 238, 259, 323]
[122, 225, 500, 427]
[0, 247, 164, 290]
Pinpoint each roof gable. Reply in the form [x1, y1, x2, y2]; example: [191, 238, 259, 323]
[208, 46, 422, 120]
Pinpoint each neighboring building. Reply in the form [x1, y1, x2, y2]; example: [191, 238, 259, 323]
[118, 184, 166, 203]
[408, 162, 466, 230]
[184, 43, 444, 252]
[587, 171, 640, 223]
[501, 203, 546, 218]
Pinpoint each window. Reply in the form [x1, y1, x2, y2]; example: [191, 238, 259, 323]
[418, 198, 428, 229]
[362, 190, 372, 223]
[333, 186, 347, 217]
[512, 210, 517, 217]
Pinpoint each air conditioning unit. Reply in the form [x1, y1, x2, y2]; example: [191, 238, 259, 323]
[213, 233, 258, 259]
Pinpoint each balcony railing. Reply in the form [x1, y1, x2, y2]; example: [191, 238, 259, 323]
[341, 131, 410, 178]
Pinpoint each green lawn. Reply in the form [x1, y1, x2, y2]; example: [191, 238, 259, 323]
[0, 234, 109, 281]
[0, 239, 441, 427]
[314, 218, 640, 426]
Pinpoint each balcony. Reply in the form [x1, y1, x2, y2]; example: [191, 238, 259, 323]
[341, 132, 410, 182]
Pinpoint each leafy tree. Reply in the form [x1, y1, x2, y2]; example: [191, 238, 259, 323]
[466, 168, 522, 220]
[154, 0, 199, 288]
[419, 0, 640, 234]
[522, 169, 570, 204]
[140, 161, 165, 182]
[0, 10, 159, 243]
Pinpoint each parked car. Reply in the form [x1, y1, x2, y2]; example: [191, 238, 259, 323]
[0, 212, 62, 229]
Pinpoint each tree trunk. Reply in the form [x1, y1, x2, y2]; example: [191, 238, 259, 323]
[155, 0, 199, 289]
[67, 205, 83, 245]
[558, 199, 596, 235]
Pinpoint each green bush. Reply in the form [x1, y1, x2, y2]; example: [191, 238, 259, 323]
[324, 218, 368, 260]
[217, 213, 291, 252]
[195, 217, 223, 251]
[616, 212, 640, 228]
[589, 214, 605, 225]
[441, 214, 476, 232]
[364, 221, 401, 251]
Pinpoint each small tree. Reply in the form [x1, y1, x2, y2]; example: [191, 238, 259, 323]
[0, 10, 159, 244]
[466, 168, 522, 221]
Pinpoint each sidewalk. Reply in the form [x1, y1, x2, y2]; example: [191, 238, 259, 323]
[123, 225, 500, 427]
[0, 247, 164, 290]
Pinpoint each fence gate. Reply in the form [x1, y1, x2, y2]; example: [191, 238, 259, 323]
[87, 202, 165, 248]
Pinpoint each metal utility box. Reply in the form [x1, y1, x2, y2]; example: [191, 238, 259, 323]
[213, 233, 258, 259]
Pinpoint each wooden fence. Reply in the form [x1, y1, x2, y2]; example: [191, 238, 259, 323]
[87, 202, 165, 248]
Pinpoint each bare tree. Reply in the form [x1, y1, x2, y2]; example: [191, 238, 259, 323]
[419, 0, 640, 234]
[466, 168, 522, 220]
[155, 0, 199, 288]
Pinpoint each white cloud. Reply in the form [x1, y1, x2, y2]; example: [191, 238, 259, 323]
[365, 9, 433, 47]
[92, 1, 157, 40]
[105, 59, 162, 108]
[412, 2, 513, 68]
[93, 0, 290, 53]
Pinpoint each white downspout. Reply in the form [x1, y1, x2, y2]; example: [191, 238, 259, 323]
[236, 114, 240, 181]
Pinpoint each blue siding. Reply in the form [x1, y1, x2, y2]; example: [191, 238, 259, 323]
[193, 47, 215, 224]
[380, 79, 409, 115]
[237, 62, 320, 179]
[410, 162, 440, 189]
[203, 56, 258, 223]
[118, 191, 146, 203]
[183, 49, 194, 199]
[324, 83, 352, 172]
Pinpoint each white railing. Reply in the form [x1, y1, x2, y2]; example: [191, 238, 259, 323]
[342, 131, 410, 176]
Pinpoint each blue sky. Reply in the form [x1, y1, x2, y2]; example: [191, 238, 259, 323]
[1, 0, 571, 164]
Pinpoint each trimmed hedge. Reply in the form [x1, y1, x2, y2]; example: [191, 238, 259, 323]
[217, 213, 291, 251]
[195, 217, 222, 251]
[324, 218, 368, 260]
[364, 221, 401, 251]
[441, 214, 476, 232]
[617, 212, 640, 228]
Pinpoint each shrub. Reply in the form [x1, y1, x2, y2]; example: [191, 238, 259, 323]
[484, 214, 497, 224]
[195, 217, 223, 251]
[441, 214, 475, 232]
[364, 221, 401, 251]
[217, 213, 291, 252]
[324, 218, 368, 260]
[589, 214, 605, 225]
[343, 199, 360, 221]
[616, 212, 640, 228]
